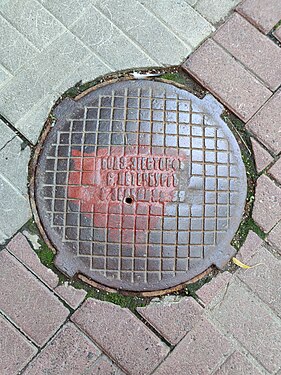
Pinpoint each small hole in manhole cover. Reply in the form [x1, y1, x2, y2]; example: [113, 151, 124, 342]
[31, 77, 247, 294]
[125, 197, 133, 205]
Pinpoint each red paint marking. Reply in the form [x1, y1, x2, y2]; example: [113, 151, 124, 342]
[67, 146, 188, 230]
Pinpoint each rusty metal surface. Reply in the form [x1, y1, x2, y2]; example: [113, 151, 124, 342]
[33, 79, 247, 292]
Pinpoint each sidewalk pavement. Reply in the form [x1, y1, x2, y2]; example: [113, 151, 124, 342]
[1, 0, 281, 374]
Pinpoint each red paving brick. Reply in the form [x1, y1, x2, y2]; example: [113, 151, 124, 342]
[268, 221, 281, 254]
[0, 315, 37, 375]
[23, 323, 101, 375]
[196, 272, 232, 305]
[7, 233, 59, 289]
[268, 157, 281, 185]
[54, 283, 87, 310]
[153, 318, 232, 375]
[236, 0, 281, 34]
[236, 230, 263, 263]
[183, 39, 271, 122]
[237, 246, 281, 317]
[214, 351, 262, 375]
[137, 296, 203, 345]
[88, 356, 125, 375]
[246, 89, 281, 155]
[209, 278, 281, 373]
[0, 250, 69, 346]
[252, 175, 281, 232]
[213, 13, 281, 91]
[251, 138, 274, 173]
[71, 299, 169, 375]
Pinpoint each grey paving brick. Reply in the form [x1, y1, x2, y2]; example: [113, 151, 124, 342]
[196, 272, 232, 305]
[70, 5, 159, 69]
[0, 250, 69, 346]
[39, 0, 92, 27]
[251, 138, 274, 173]
[252, 175, 281, 233]
[213, 13, 281, 91]
[183, 39, 271, 122]
[268, 157, 281, 185]
[7, 232, 59, 289]
[0, 133, 30, 195]
[71, 298, 169, 375]
[0, 176, 31, 242]
[0, 31, 90, 125]
[246, 89, 281, 154]
[0, 119, 14, 146]
[54, 283, 87, 309]
[23, 323, 100, 375]
[0, 15, 38, 74]
[137, 296, 203, 345]
[207, 277, 281, 373]
[268, 221, 281, 254]
[236, 0, 281, 34]
[237, 246, 281, 317]
[154, 317, 233, 375]
[1, 0, 65, 50]
[0, 314, 37, 375]
[0, 64, 11, 86]
[236, 231, 263, 263]
[139, 0, 214, 49]
[195, 0, 240, 24]
[214, 351, 262, 375]
[94, 0, 190, 65]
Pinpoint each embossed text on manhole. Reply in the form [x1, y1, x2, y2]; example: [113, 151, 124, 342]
[32, 79, 247, 292]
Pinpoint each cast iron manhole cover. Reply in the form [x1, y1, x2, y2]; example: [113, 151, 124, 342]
[32, 79, 247, 292]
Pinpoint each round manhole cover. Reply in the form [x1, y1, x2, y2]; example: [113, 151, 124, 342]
[32, 79, 247, 293]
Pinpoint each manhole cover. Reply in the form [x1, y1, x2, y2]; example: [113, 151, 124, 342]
[32, 79, 247, 293]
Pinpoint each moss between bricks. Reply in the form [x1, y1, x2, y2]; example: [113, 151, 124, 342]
[25, 69, 266, 308]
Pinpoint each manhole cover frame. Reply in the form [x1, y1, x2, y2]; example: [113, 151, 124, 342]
[29, 76, 247, 296]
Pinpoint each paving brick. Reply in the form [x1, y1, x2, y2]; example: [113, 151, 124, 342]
[208, 277, 281, 373]
[0, 250, 69, 346]
[137, 296, 203, 345]
[183, 39, 271, 122]
[0, 176, 31, 242]
[195, 0, 241, 24]
[0, 314, 37, 375]
[268, 157, 281, 184]
[1, 0, 64, 51]
[93, 0, 190, 65]
[71, 299, 169, 375]
[38, 0, 91, 27]
[84, 356, 125, 375]
[268, 221, 281, 254]
[23, 323, 100, 375]
[274, 26, 281, 42]
[236, 230, 263, 262]
[213, 13, 281, 90]
[246, 90, 281, 154]
[214, 351, 262, 375]
[251, 138, 274, 173]
[139, 0, 214, 49]
[237, 246, 281, 317]
[0, 64, 11, 86]
[0, 134, 30, 195]
[196, 272, 232, 305]
[236, 0, 281, 34]
[252, 175, 281, 232]
[0, 31, 90, 126]
[7, 232, 59, 289]
[154, 318, 233, 375]
[0, 119, 14, 146]
[0, 15, 37, 74]
[54, 283, 87, 309]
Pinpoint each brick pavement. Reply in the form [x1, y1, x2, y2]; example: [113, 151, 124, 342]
[1, 1, 281, 374]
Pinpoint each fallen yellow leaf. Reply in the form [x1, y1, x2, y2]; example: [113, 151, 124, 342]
[232, 257, 263, 269]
